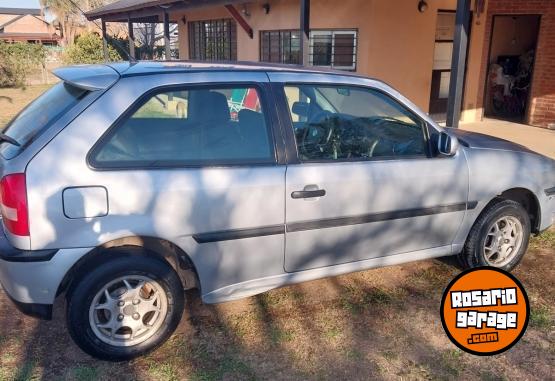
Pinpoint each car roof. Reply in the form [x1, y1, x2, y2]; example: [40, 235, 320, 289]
[107, 60, 368, 78]
[53, 60, 387, 92]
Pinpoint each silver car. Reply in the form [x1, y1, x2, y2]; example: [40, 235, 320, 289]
[0, 62, 554, 360]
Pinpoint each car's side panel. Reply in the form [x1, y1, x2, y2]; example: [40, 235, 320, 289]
[202, 244, 452, 303]
[25, 71, 288, 299]
[452, 147, 555, 252]
[283, 157, 470, 271]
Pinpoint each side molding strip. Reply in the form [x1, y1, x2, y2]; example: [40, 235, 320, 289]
[193, 225, 285, 243]
[192, 202, 478, 243]
[545, 186, 555, 197]
[286, 202, 477, 233]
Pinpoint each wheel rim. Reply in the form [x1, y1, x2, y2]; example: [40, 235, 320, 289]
[483, 216, 524, 267]
[88, 275, 168, 347]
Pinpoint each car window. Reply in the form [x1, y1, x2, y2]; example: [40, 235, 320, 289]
[1, 82, 88, 159]
[91, 86, 274, 167]
[284, 85, 427, 162]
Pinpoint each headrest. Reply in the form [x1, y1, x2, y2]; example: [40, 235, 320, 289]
[188, 90, 231, 124]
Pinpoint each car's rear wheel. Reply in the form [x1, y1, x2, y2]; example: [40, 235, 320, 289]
[67, 255, 184, 361]
[460, 199, 531, 272]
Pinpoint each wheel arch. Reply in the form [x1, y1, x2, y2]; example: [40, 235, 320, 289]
[496, 187, 541, 233]
[56, 236, 199, 298]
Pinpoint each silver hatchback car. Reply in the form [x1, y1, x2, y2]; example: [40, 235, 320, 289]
[0, 62, 554, 360]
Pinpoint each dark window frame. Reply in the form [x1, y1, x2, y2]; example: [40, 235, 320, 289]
[259, 29, 301, 65]
[188, 18, 237, 61]
[87, 82, 279, 170]
[259, 28, 358, 71]
[309, 29, 358, 71]
[276, 83, 434, 165]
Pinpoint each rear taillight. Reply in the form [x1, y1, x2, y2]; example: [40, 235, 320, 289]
[0, 173, 29, 236]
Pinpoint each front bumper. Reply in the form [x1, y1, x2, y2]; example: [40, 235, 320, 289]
[0, 229, 92, 319]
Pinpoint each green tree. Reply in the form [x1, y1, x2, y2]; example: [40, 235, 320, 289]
[63, 32, 121, 64]
[0, 42, 46, 87]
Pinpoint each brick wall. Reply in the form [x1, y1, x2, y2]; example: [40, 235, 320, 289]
[477, 0, 555, 127]
[3, 14, 53, 34]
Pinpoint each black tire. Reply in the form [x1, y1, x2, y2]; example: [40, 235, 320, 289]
[459, 199, 531, 272]
[66, 255, 184, 361]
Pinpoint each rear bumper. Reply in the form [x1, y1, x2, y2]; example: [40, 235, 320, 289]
[0, 229, 92, 318]
[0, 228, 58, 262]
[4, 292, 52, 320]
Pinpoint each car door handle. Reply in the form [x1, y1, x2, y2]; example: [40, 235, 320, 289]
[291, 189, 326, 199]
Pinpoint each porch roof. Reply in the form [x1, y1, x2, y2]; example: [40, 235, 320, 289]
[0, 32, 60, 42]
[0, 7, 41, 16]
[85, 0, 245, 22]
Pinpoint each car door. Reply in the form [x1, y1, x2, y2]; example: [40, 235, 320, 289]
[268, 73, 470, 272]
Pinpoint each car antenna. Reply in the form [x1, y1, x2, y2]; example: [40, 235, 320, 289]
[65, 0, 137, 64]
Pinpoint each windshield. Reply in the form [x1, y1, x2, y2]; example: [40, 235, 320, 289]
[1, 82, 88, 159]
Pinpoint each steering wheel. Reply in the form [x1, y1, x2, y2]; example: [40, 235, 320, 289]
[368, 139, 379, 157]
[392, 139, 420, 155]
[300, 110, 335, 154]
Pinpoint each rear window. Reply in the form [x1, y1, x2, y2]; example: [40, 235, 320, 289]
[1, 82, 88, 159]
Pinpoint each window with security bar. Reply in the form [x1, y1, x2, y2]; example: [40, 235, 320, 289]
[260, 29, 357, 71]
[310, 30, 358, 71]
[260, 30, 301, 64]
[188, 19, 237, 61]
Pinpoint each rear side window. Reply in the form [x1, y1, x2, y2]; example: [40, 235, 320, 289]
[90, 86, 274, 168]
[1, 82, 88, 159]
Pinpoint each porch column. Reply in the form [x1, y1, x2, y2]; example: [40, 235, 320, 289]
[300, 0, 310, 66]
[163, 11, 171, 60]
[101, 18, 108, 61]
[446, 0, 471, 128]
[127, 17, 135, 59]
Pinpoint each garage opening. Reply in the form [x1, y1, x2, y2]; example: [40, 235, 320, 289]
[484, 15, 540, 122]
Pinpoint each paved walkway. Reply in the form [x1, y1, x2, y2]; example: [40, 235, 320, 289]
[460, 119, 555, 159]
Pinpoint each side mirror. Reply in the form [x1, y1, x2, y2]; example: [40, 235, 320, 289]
[438, 131, 459, 157]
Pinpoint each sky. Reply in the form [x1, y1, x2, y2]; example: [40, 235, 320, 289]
[1, 0, 41, 9]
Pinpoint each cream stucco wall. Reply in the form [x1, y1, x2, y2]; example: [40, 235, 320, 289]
[173, 0, 486, 120]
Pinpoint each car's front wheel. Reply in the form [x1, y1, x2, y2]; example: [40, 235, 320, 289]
[66, 254, 184, 361]
[460, 199, 531, 271]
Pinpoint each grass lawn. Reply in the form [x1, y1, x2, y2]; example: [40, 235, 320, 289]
[0, 85, 53, 128]
[0, 84, 553, 380]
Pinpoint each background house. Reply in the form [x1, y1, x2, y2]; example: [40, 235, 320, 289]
[86, 0, 555, 129]
[0, 6, 59, 45]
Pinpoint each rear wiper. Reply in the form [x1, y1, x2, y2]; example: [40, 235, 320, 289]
[0, 133, 20, 147]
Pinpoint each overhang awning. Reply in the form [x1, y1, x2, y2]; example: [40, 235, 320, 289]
[0, 33, 60, 42]
[0, 7, 41, 16]
[85, 0, 246, 22]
